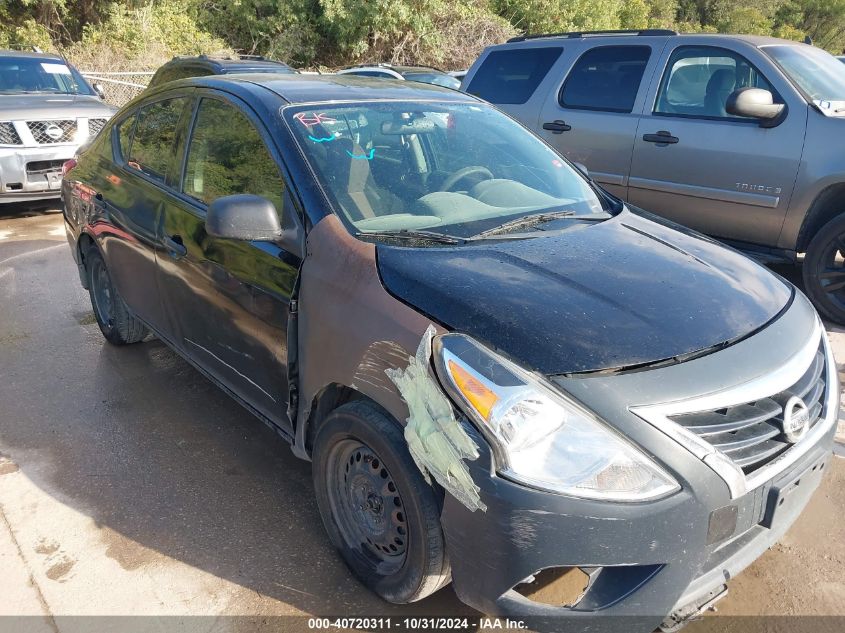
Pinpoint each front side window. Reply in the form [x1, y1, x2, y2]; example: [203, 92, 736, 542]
[466, 47, 563, 105]
[183, 98, 285, 211]
[128, 97, 189, 182]
[764, 45, 845, 112]
[286, 101, 606, 239]
[655, 46, 776, 119]
[560, 46, 651, 113]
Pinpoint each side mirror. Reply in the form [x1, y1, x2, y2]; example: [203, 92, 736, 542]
[93, 83, 106, 100]
[726, 88, 785, 124]
[206, 194, 282, 241]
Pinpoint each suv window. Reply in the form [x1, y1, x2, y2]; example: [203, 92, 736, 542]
[116, 114, 136, 160]
[128, 97, 189, 182]
[466, 47, 563, 105]
[655, 46, 777, 119]
[183, 98, 285, 212]
[560, 46, 651, 113]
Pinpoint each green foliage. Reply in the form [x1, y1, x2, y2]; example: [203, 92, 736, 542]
[2, 0, 845, 68]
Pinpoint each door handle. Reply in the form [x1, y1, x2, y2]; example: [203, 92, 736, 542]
[642, 131, 679, 144]
[542, 120, 572, 134]
[163, 234, 187, 259]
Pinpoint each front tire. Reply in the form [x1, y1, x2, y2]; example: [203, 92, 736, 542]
[312, 401, 450, 603]
[86, 248, 148, 345]
[803, 213, 845, 324]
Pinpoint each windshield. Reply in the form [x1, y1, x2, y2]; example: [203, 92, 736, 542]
[0, 57, 94, 95]
[764, 45, 845, 110]
[285, 101, 606, 239]
[403, 73, 462, 89]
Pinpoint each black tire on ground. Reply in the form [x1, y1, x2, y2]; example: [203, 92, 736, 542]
[312, 401, 451, 604]
[85, 247, 148, 345]
[803, 213, 845, 325]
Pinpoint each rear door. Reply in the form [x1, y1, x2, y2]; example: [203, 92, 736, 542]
[97, 94, 192, 333]
[627, 42, 806, 245]
[537, 41, 666, 198]
[155, 92, 300, 428]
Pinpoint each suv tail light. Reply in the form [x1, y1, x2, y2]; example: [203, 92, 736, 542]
[62, 158, 77, 177]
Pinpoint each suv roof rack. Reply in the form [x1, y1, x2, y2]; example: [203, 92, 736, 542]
[507, 29, 677, 43]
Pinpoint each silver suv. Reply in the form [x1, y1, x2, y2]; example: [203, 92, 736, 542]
[0, 50, 115, 204]
[463, 30, 845, 323]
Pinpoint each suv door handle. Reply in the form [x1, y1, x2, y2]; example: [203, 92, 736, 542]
[163, 234, 187, 259]
[642, 131, 679, 144]
[542, 120, 572, 133]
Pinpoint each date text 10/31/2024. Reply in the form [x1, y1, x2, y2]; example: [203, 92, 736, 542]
[307, 618, 529, 630]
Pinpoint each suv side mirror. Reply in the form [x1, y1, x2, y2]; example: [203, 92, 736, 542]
[726, 88, 785, 124]
[206, 194, 282, 242]
[93, 83, 106, 100]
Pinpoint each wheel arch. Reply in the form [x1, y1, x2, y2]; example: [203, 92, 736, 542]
[797, 183, 845, 253]
[301, 382, 388, 458]
[75, 231, 97, 289]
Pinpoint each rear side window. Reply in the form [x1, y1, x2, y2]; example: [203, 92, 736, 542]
[182, 98, 285, 212]
[116, 114, 136, 160]
[560, 46, 651, 113]
[466, 47, 562, 104]
[128, 97, 189, 182]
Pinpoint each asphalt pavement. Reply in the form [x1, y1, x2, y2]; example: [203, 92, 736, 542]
[1, 204, 844, 630]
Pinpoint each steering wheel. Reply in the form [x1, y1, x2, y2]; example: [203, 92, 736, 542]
[439, 166, 494, 192]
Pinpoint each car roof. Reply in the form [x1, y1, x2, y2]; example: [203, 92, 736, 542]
[165, 56, 292, 72]
[493, 31, 806, 49]
[342, 63, 448, 75]
[165, 73, 478, 104]
[0, 50, 66, 61]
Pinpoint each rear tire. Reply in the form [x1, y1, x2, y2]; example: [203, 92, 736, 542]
[312, 401, 450, 603]
[85, 248, 148, 345]
[803, 213, 845, 324]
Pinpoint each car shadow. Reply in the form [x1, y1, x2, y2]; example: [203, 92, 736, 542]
[0, 200, 61, 219]
[0, 236, 475, 619]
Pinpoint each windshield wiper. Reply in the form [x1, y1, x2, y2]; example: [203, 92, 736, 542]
[354, 229, 464, 244]
[472, 210, 579, 238]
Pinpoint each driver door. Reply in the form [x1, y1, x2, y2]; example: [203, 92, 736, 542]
[628, 43, 806, 246]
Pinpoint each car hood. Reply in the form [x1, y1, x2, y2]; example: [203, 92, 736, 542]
[376, 209, 793, 375]
[0, 94, 114, 120]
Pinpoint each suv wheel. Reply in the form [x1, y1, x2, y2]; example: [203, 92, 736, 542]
[312, 401, 451, 603]
[803, 214, 845, 324]
[86, 248, 149, 344]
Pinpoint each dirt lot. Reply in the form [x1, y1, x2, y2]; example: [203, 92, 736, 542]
[1, 204, 844, 630]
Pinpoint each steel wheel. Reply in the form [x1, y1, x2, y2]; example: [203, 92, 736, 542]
[326, 439, 408, 574]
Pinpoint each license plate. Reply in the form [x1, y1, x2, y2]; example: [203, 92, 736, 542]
[761, 454, 828, 527]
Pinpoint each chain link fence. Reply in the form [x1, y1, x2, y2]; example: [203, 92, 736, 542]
[81, 72, 154, 107]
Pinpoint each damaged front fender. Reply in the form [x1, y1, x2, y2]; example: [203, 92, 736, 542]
[295, 216, 486, 512]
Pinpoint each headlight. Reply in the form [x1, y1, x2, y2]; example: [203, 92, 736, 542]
[433, 334, 679, 501]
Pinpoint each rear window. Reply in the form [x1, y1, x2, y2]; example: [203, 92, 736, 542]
[466, 47, 562, 105]
[560, 46, 651, 113]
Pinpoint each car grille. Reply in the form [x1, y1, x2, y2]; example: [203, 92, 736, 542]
[88, 118, 107, 137]
[26, 160, 65, 176]
[669, 344, 826, 476]
[0, 122, 22, 145]
[27, 120, 76, 144]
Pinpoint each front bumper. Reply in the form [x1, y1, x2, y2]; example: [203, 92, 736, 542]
[0, 145, 75, 202]
[439, 294, 838, 632]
